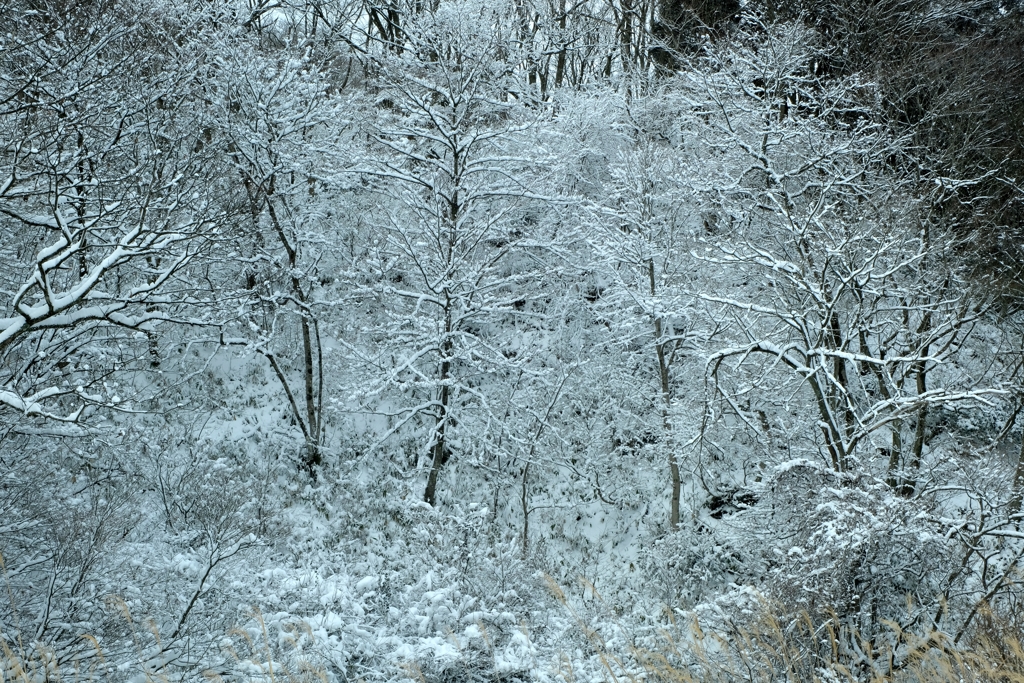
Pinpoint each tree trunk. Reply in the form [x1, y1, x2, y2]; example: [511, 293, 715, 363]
[266, 191, 323, 477]
[826, 311, 852, 472]
[521, 461, 531, 554]
[649, 259, 680, 526]
[860, 329, 904, 489]
[554, 0, 567, 87]
[806, 372, 846, 472]
[300, 314, 321, 474]
[424, 320, 453, 506]
[902, 311, 932, 496]
[618, 0, 634, 70]
[885, 418, 904, 489]
[1009, 433, 1024, 525]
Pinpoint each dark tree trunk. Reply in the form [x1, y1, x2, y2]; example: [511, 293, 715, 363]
[424, 336, 452, 506]
[649, 259, 680, 526]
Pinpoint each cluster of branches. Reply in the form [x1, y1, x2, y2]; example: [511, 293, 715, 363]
[2, 1, 1024, 678]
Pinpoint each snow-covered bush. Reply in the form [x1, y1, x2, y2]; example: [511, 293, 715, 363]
[739, 460, 954, 627]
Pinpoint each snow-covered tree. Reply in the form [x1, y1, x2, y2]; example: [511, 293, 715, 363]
[589, 127, 697, 527]
[348, 1, 554, 505]
[211, 30, 352, 474]
[0, 0, 229, 428]
[684, 23, 1000, 484]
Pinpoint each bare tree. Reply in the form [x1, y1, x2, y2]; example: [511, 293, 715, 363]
[686, 23, 1001, 485]
[589, 137, 697, 526]
[213, 32, 350, 475]
[350, 1, 551, 505]
[0, 0, 227, 428]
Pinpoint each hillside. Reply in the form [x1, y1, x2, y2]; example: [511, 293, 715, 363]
[2, 1, 1024, 681]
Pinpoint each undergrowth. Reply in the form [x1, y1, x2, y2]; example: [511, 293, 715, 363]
[3, 601, 1023, 683]
[548, 576, 1024, 683]
[0, 602, 326, 683]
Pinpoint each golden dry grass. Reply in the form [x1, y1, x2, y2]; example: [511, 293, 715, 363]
[0, 602, 326, 683]
[548, 575, 1024, 683]
[3, 572, 1021, 683]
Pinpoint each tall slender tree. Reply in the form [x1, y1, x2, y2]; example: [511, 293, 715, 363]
[351, 0, 551, 505]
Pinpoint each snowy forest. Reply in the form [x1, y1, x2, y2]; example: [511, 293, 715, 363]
[3, 0, 1024, 680]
